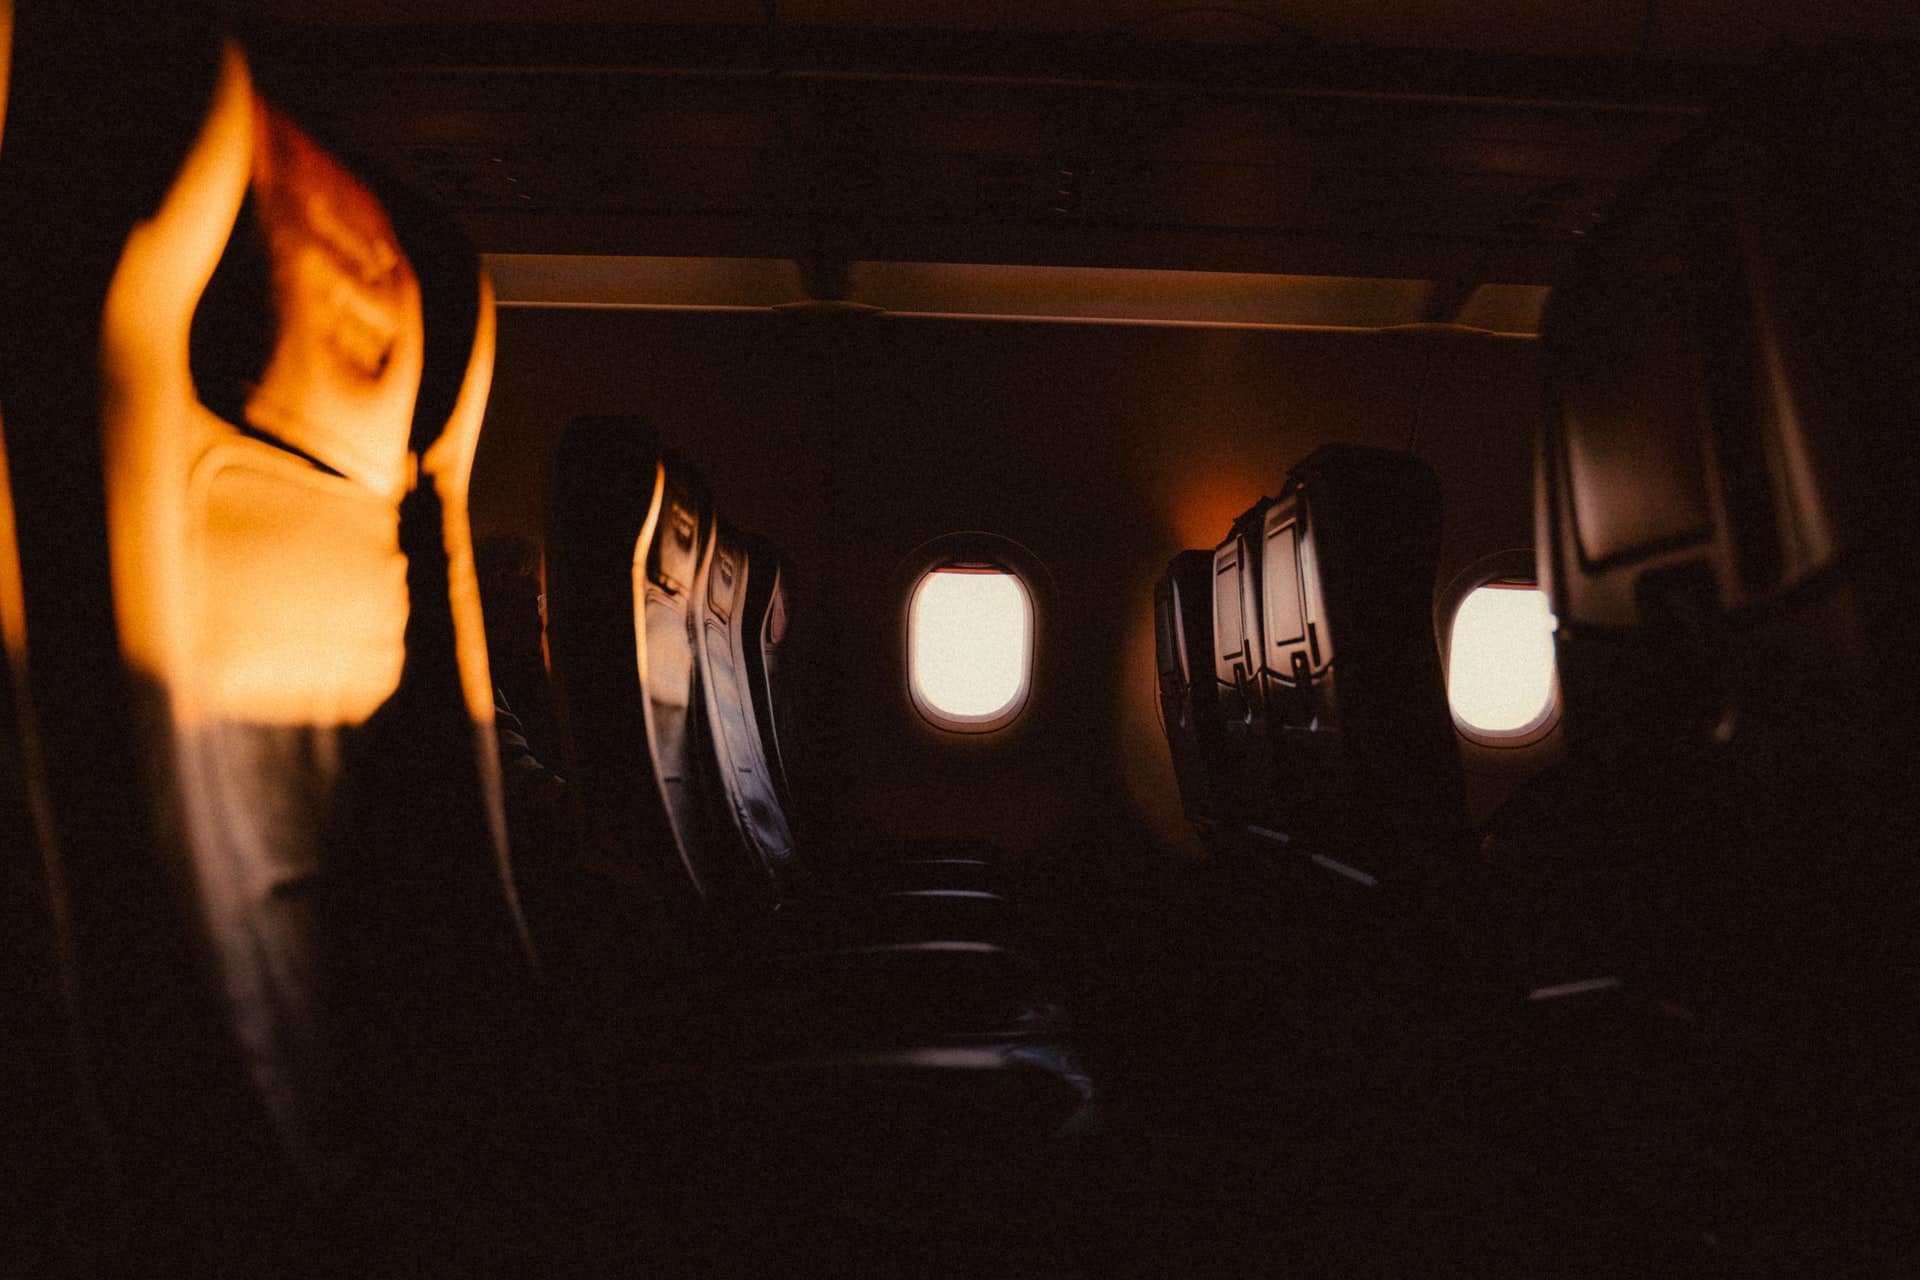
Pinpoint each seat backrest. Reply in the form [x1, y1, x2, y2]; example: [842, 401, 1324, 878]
[1280, 446, 1464, 872]
[737, 528, 800, 821]
[1153, 549, 1233, 832]
[547, 416, 775, 934]
[0, 7, 528, 1231]
[1209, 507, 1265, 748]
[695, 519, 800, 893]
[1209, 446, 1465, 884]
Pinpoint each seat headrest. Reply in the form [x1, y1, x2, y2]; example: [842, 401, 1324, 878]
[1221, 444, 1444, 716]
[1540, 61, 1918, 637]
[1537, 174, 1736, 633]
[548, 416, 756, 917]
[189, 102, 423, 498]
[1284, 443, 1444, 581]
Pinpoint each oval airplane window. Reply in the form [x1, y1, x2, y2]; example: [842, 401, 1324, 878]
[908, 567, 1033, 733]
[1447, 582, 1559, 741]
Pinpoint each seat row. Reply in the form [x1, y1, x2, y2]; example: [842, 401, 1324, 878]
[1154, 442, 1469, 894]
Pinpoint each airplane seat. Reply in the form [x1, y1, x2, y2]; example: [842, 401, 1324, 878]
[546, 435, 1017, 943]
[1521, 64, 1920, 1267]
[1187, 446, 1493, 1165]
[1152, 548, 1236, 846]
[546, 416, 776, 964]
[545, 418, 985, 940]
[697, 517, 806, 895]
[1211, 445, 1469, 890]
[544, 417, 1101, 1156]
[545, 415, 1075, 1050]
[735, 528, 801, 821]
[0, 10, 541, 1264]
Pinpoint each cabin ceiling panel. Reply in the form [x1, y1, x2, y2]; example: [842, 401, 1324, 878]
[267, 63, 1684, 286]
[228, 2, 1647, 57]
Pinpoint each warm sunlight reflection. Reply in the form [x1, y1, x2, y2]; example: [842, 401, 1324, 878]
[1447, 584, 1557, 735]
[910, 569, 1032, 726]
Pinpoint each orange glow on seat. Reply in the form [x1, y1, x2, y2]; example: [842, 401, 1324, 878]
[909, 569, 1032, 728]
[1447, 584, 1557, 735]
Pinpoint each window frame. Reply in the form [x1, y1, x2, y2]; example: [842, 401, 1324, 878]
[906, 562, 1036, 734]
[1438, 552, 1563, 752]
[894, 532, 1050, 740]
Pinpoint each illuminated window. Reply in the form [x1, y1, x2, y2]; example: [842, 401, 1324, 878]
[908, 568, 1033, 732]
[1447, 583, 1558, 739]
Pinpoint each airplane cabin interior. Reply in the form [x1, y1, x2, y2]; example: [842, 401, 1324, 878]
[3, 2, 1917, 1274]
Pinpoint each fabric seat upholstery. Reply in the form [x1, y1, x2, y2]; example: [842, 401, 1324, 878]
[0, 9, 532, 1258]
